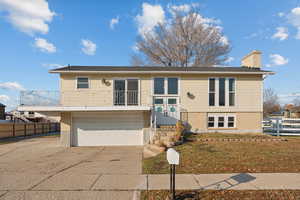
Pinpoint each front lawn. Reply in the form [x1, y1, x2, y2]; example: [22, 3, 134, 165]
[141, 190, 300, 200]
[143, 133, 300, 174]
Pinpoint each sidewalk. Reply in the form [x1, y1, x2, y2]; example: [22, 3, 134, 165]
[95, 173, 300, 191]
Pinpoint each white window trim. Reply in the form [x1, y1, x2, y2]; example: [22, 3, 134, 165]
[152, 77, 180, 96]
[208, 77, 236, 107]
[207, 114, 236, 129]
[112, 78, 140, 106]
[76, 76, 90, 89]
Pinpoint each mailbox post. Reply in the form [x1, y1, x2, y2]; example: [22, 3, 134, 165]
[167, 148, 180, 200]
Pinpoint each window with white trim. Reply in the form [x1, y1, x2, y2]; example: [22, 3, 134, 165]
[154, 78, 178, 95]
[229, 78, 235, 106]
[209, 78, 215, 106]
[208, 116, 215, 128]
[77, 77, 89, 89]
[208, 78, 236, 107]
[207, 115, 236, 128]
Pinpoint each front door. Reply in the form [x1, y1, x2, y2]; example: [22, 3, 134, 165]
[154, 97, 179, 126]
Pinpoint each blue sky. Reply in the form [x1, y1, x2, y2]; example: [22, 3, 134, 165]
[0, 0, 300, 110]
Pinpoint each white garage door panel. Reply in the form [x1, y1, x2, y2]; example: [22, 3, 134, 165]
[73, 112, 144, 146]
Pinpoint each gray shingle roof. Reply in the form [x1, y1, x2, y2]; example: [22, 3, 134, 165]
[50, 65, 273, 74]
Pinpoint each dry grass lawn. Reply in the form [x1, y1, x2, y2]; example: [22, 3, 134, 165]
[141, 190, 300, 200]
[143, 133, 300, 174]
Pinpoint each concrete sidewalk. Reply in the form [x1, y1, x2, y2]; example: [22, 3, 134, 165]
[145, 173, 300, 190]
[1, 173, 300, 199]
[83, 173, 300, 191]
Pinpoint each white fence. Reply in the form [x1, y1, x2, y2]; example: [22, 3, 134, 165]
[263, 118, 300, 136]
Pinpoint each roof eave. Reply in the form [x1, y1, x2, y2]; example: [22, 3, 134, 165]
[50, 70, 274, 75]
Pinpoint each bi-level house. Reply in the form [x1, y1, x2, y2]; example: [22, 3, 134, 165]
[18, 51, 274, 147]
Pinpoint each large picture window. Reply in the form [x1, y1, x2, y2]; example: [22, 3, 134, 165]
[154, 77, 179, 95]
[208, 78, 236, 107]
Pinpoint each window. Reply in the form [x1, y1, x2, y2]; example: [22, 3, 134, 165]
[218, 117, 225, 127]
[114, 80, 126, 105]
[154, 78, 179, 95]
[168, 98, 177, 104]
[209, 78, 215, 106]
[77, 77, 89, 89]
[114, 79, 139, 106]
[154, 78, 165, 94]
[168, 78, 178, 95]
[208, 115, 236, 128]
[208, 78, 236, 107]
[229, 78, 235, 106]
[219, 78, 225, 106]
[228, 116, 235, 127]
[154, 98, 164, 104]
[208, 117, 215, 128]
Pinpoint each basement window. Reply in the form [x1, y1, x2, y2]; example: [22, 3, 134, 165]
[207, 115, 236, 128]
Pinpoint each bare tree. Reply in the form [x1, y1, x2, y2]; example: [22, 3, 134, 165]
[263, 88, 281, 117]
[292, 97, 300, 106]
[131, 11, 231, 67]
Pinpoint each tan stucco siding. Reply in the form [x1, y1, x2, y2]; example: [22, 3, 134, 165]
[60, 112, 72, 147]
[183, 112, 262, 133]
[180, 74, 263, 113]
[236, 112, 263, 132]
[60, 74, 152, 107]
[60, 73, 263, 113]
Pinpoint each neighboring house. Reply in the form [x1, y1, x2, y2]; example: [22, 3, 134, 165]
[0, 103, 5, 120]
[6, 110, 60, 123]
[284, 106, 300, 118]
[18, 50, 274, 147]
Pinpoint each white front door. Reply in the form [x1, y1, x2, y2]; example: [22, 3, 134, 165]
[154, 97, 179, 126]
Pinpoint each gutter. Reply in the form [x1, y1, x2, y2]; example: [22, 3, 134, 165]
[50, 70, 275, 75]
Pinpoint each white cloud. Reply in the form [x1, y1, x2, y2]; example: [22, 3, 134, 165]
[42, 63, 64, 69]
[0, 94, 10, 102]
[81, 39, 96, 55]
[267, 54, 289, 67]
[272, 27, 289, 41]
[287, 7, 300, 39]
[220, 36, 229, 45]
[278, 12, 285, 17]
[136, 3, 165, 37]
[110, 16, 119, 30]
[169, 4, 191, 13]
[168, 3, 199, 15]
[132, 43, 139, 52]
[34, 38, 56, 53]
[0, 82, 25, 91]
[225, 57, 234, 63]
[278, 93, 300, 104]
[296, 27, 300, 39]
[0, 0, 55, 35]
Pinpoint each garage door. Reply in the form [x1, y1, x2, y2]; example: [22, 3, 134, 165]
[72, 112, 144, 146]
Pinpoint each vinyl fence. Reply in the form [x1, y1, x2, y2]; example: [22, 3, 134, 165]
[0, 122, 60, 139]
[263, 118, 300, 136]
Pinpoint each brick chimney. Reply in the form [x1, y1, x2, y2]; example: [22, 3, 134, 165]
[241, 50, 262, 68]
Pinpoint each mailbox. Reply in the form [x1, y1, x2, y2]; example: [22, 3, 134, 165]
[167, 148, 180, 165]
[167, 148, 180, 200]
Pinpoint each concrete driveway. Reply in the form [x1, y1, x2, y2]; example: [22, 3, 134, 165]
[0, 136, 143, 200]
